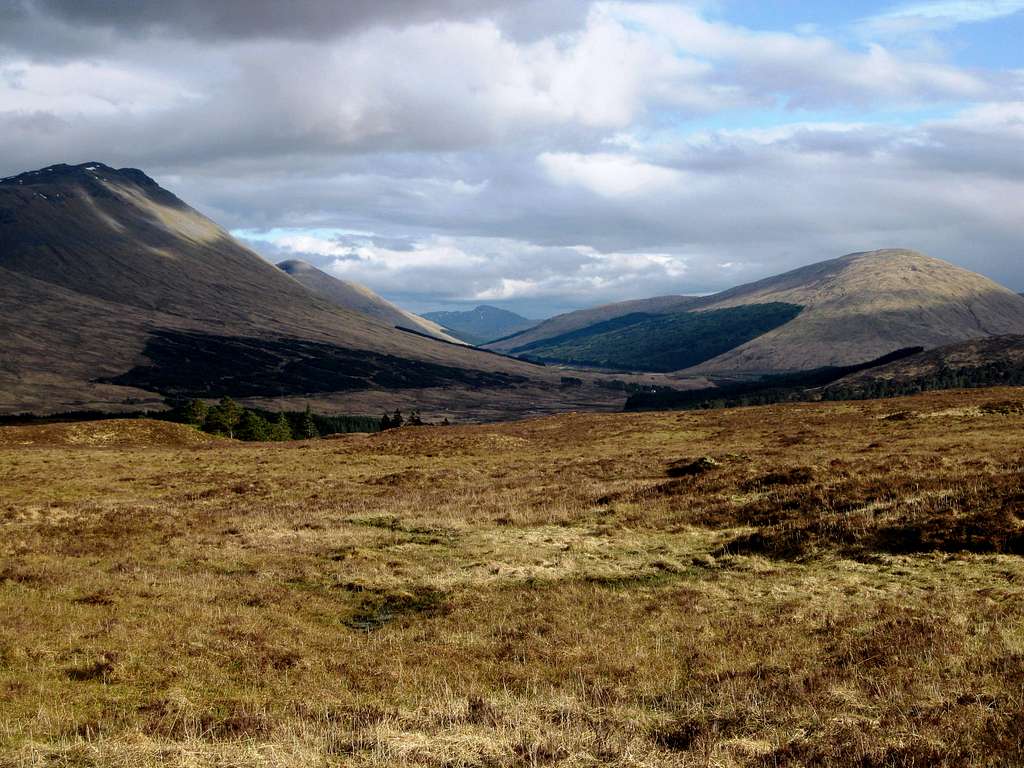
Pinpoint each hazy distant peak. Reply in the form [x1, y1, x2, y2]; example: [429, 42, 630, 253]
[422, 305, 537, 345]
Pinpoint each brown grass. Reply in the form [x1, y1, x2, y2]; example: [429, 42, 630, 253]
[2, 389, 1024, 766]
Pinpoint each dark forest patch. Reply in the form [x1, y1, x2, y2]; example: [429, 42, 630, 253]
[511, 303, 803, 372]
[101, 330, 528, 398]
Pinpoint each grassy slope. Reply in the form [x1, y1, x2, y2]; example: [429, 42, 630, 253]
[2, 390, 1024, 766]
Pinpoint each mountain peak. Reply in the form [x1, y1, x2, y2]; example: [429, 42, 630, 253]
[0, 162, 158, 188]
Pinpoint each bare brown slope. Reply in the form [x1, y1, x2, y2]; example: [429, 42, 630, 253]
[694, 250, 1024, 372]
[0, 163, 554, 413]
[487, 294, 700, 352]
[277, 259, 462, 344]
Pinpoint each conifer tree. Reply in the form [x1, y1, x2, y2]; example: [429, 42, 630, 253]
[299, 405, 319, 439]
[269, 413, 293, 441]
[237, 410, 272, 441]
[181, 398, 208, 426]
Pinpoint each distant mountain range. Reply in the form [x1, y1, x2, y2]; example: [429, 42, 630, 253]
[277, 259, 461, 343]
[0, 163, 551, 414]
[489, 250, 1024, 374]
[422, 305, 537, 345]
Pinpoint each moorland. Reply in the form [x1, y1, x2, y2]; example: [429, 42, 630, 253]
[2, 388, 1023, 766]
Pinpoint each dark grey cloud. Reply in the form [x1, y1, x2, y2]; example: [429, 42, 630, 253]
[4, 0, 588, 45]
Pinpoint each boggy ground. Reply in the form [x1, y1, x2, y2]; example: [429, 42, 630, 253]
[1, 389, 1023, 767]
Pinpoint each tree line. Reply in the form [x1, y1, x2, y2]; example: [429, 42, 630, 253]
[172, 397, 447, 440]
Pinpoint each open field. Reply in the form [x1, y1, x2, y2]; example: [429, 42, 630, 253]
[2, 390, 1024, 766]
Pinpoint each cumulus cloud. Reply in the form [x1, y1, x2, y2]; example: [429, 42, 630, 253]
[1, 0, 1022, 313]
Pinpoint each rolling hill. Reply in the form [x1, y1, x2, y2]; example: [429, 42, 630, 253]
[422, 305, 537, 345]
[0, 162, 558, 414]
[489, 250, 1024, 374]
[277, 259, 461, 344]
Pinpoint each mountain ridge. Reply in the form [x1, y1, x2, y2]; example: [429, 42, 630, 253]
[276, 259, 462, 344]
[489, 249, 1024, 374]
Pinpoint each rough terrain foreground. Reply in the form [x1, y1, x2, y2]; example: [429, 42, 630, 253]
[2, 391, 1024, 767]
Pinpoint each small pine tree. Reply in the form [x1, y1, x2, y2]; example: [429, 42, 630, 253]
[441, 417, 450, 426]
[299, 405, 319, 440]
[236, 410, 272, 442]
[392, 409, 404, 428]
[181, 398, 208, 426]
[408, 409, 423, 426]
[269, 412, 293, 441]
[204, 396, 244, 438]
[380, 413, 393, 430]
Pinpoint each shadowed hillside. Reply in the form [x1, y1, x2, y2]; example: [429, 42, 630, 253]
[510, 303, 803, 372]
[489, 294, 700, 352]
[0, 163, 577, 415]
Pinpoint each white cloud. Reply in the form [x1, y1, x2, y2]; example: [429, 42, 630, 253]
[863, 0, 1024, 33]
[539, 151, 684, 198]
[0, 59, 197, 115]
[605, 2, 992, 106]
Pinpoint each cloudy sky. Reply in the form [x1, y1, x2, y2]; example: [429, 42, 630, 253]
[1, 0, 1022, 316]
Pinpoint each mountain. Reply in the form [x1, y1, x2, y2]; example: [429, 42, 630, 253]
[0, 162, 555, 414]
[488, 250, 1024, 374]
[277, 259, 461, 344]
[692, 250, 1024, 372]
[422, 305, 538, 345]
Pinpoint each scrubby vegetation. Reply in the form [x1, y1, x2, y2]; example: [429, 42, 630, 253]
[625, 347, 925, 411]
[2, 389, 1024, 765]
[823, 357, 1024, 400]
[0, 400, 383, 440]
[511, 303, 803, 372]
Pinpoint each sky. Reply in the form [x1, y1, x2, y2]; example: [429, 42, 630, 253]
[1, 0, 1022, 317]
